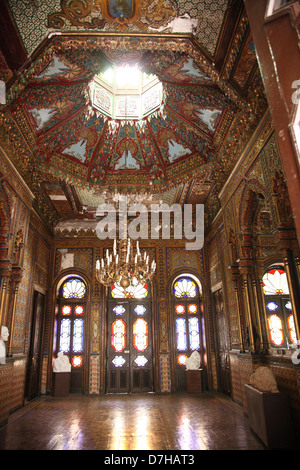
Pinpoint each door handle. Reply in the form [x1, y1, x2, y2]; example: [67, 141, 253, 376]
[124, 350, 130, 353]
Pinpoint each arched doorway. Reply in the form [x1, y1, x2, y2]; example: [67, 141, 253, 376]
[171, 274, 205, 391]
[53, 275, 88, 393]
[106, 279, 153, 393]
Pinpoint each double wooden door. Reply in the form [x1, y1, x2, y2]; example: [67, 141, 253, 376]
[107, 300, 153, 393]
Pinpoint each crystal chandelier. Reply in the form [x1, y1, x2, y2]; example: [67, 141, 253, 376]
[95, 238, 156, 289]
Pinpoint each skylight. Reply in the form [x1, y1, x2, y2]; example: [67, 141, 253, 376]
[91, 64, 163, 121]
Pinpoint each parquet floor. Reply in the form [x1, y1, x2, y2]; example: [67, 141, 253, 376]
[0, 392, 265, 450]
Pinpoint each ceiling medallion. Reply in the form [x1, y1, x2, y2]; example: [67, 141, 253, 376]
[48, 0, 176, 31]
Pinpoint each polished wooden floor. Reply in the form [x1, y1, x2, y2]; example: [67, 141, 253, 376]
[0, 392, 265, 450]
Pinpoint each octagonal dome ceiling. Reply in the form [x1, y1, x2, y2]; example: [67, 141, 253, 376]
[0, 0, 267, 229]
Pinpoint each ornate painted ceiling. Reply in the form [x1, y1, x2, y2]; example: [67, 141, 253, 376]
[0, 0, 267, 231]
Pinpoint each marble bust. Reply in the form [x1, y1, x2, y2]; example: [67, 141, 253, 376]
[185, 351, 201, 370]
[0, 326, 9, 364]
[53, 351, 71, 372]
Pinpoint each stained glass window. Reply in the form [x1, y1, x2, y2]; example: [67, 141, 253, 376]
[262, 268, 289, 295]
[188, 304, 198, 314]
[287, 315, 297, 344]
[60, 318, 71, 353]
[62, 305, 71, 315]
[134, 305, 147, 315]
[134, 355, 148, 367]
[133, 319, 148, 352]
[173, 276, 202, 368]
[188, 317, 200, 350]
[112, 356, 126, 367]
[268, 314, 284, 346]
[62, 278, 86, 299]
[75, 305, 84, 315]
[266, 302, 279, 311]
[73, 319, 84, 353]
[113, 305, 126, 315]
[263, 267, 297, 348]
[174, 278, 197, 298]
[175, 304, 185, 314]
[177, 354, 187, 366]
[72, 356, 83, 367]
[176, 318, 187, 351]
[111, 279, 148, 299]
[111, 319, 127, 352]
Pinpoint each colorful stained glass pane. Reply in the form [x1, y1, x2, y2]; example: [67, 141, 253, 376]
[175, 304, 185, 314]
[111, 319, 126, 352]
[112, 356, 126, 367]
[113, 305, 126, 315]
[188, 304, 198, 314]
[134, 355, 148, 367]
[174, 278, 197, 298]
[177, 354, 187, 366]
[285, 301, 292, 311]
[62, 305, 71, 315]
[134, 305, 147, 315]
[73, 318, 84, 353]
[72, 356, 83, 367]
[62, 278, 86, 299]
[133, 319, 148, 352]
[111, 279, 148, 299]
[188, 317, 200, 350]
[75, 305, 84, 315]
[262, 268, 289, 295]
[176, 317, 187, 351]
[59, 318, 71, 352]
[266, 302, 278, 311]
[268, 314, 284, 346]
[287, 314, 297, 344]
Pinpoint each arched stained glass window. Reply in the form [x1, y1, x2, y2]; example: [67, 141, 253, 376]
[263, 266, 297, 349]
[62, 278, 87, 299]
[54, 276, 87, 392]
[173, 276, 203, 371]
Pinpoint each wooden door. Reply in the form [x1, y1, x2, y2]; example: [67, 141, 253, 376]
[107, 300, 153, 393]
[213, 288, 231, 396]
[25, 291, 45, 401]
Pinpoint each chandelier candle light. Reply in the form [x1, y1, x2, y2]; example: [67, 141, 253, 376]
[96, 238, 156, 289]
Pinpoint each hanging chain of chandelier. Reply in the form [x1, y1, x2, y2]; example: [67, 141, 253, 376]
[95, 238, 156, 289]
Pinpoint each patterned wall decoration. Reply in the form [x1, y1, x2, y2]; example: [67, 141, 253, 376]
[55, 247, 93, 276]
[7, 0, 229, 58]
[166, 247, 203, 277]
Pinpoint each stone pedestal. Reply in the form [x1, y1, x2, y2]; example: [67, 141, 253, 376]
[52, 372, 70, 397]
[245, 384, 295, 449]
[186, 369, 203, 394]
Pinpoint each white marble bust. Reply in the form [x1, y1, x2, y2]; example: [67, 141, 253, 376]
[185, 351, 201, 370]
[0, 326, 9, 364]
[53, 351, 71, 372]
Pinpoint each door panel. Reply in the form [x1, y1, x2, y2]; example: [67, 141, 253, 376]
[213, 289, 231, 396]
[107, 300, 153, 393]
[25, 291, 45, 401]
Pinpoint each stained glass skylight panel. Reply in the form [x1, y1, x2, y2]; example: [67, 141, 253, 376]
[268, 314, 284, 346]
[111, 280, 148, 299]
[73, 318, 84, 353]
[59, 318, 71, 353]
[176, 317, 187, 351]
[111, 319, 126, 352]
[188, 317, 200, 350]
[113, 305, 126, 315]
[134, 305, 147, 315]
[262, 268, 289, 295]
[174, 278, 197, 298]
[62, 278, 86, 299]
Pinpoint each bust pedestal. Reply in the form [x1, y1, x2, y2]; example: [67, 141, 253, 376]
[52, 372, 70, 397]
[186, 369, 204, 393]
[245, 384, 295, 449]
